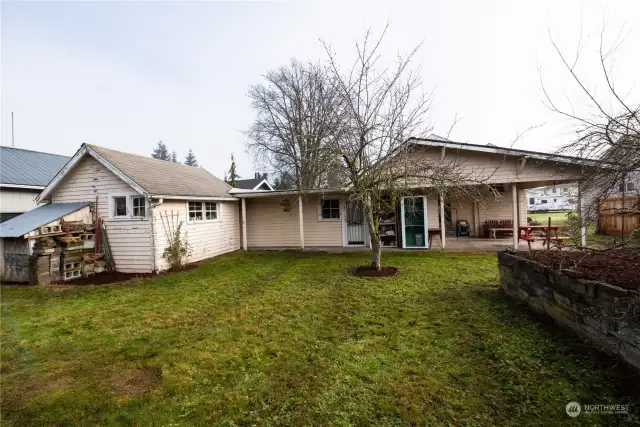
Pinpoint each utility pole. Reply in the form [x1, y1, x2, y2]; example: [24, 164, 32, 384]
[11, 112, 15, 146]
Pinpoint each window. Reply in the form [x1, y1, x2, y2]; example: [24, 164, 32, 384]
[553, 198, 557, 203]
[320, 199, 340, 220]
[541, 199, 548, 204]
[562, 187, 569, 194]
[619, 182, 635, 192]
[113, 196, 127, 217]
[132, 196, 146, 218]
[189, 201, 203, 221]
[205, 202, 217, 220]
[529, 197, 535, 205]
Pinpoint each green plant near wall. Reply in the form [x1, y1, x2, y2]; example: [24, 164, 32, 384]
[163, 221, 191, 271]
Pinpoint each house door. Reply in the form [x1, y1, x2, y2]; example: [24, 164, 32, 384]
[401, 196, 428, 248]
[345, 200, 366, 246]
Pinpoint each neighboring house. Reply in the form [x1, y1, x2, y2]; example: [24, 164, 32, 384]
[229, 175, 274, 191]
[526, 184, 577, 212]
[36, 144, 240, 273]
[0, 146, 70, 223]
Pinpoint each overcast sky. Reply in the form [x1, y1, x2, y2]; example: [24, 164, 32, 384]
[1, 0, 638, 179]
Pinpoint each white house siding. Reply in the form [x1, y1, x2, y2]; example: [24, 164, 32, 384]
[49, 155, 153, 273]
[0, 188, 40, 214]
[152, 200, 240, 271]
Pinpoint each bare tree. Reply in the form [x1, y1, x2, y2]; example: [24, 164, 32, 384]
[246, 59, 347, 190]
[321, 26, 493, 269]
[542, 24, 639, 236]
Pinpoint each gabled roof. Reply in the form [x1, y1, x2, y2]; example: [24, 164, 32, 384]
[230, 178, 274, 190]
[409, 134, 601, 166]
[0, 146, 71, 188]
[0, 202, 89, 238]
[38, 144, 235, 203]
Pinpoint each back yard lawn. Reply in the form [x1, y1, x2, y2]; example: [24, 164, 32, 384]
[2, 251, 639, 426]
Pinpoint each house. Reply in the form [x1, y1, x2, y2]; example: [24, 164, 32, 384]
[36, 144, 240, 273]
[526, 184, 577, 212]
[233, 137, 592, 251]
[0, 146, 71, 223]
[229, 175, 274, 191]
[27, 138, 592, 277]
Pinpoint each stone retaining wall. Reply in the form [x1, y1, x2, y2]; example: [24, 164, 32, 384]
[498, 251, 640, 371]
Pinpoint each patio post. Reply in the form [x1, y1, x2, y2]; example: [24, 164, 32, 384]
[241, 198, 247, 251]
[298, 196, 305, 250]
[473, 200, 480, 237]
[511, 183, 519, 249]
[577, 183, 587, 247]
[439, 193, 446, 249]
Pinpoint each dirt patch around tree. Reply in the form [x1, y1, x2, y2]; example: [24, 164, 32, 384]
[352, 265, 399, 278]
[519, 249, 640, 289]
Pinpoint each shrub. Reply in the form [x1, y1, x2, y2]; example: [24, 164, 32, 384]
[163, 221, 191, 271]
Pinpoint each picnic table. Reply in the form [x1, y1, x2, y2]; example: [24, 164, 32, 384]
[518, 225, 569, 250]
[488, 227, 512, 240]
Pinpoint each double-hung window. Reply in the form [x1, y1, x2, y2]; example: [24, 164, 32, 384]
[132, 196, 146, 217]
[205, 202, 217, 220]
[188, 202, 204, 221]
[320, 199, 340, 220]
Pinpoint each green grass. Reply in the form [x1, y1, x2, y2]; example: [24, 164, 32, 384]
[2, 251, 638, 426]
[527, 211, 571, 226]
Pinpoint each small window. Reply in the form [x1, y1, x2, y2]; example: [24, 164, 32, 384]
[553, 198, 557, 203]
[320, 199, 340, 220]
[132, 196, 146, 218]
[627, 182, 635, 192]
[205, 202, 217, 220]
[541, 199, 548, 204]
[113, 196, 127, 217]
[188, 201, 203, 221]
[529, 197, 535, 205]
[552, 188, 557, 194]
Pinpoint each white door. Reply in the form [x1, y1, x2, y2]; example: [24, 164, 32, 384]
[345, 200, 367, 246]
[401, 196, 428, 248]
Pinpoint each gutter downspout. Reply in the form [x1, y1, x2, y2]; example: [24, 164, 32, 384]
[149, 197, 164, 274]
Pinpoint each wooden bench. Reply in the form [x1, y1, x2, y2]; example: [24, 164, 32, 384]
[488, 227, 513, 240]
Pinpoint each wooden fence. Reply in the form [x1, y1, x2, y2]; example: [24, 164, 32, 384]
[598, 195, 640, 236]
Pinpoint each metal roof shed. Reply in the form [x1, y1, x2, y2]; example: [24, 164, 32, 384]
[0, 203, 90, 238]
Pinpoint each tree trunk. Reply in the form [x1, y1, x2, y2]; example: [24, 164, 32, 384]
[371, 236, 382, 270]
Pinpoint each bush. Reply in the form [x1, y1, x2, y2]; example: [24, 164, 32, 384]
[163, 221, 191, 271]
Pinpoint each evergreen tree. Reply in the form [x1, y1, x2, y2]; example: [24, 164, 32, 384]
[184, 149, 198, 167]
[152, 141, 170, 161]
[170, 150, 179, 163]
[227, 154, 240, 187]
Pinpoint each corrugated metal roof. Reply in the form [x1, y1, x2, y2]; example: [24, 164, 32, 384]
[0, 202, 89, 238]
[88, 145, 233, 198]
[0, 146, 71, 187]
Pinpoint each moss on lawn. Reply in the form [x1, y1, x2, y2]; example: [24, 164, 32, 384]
[1, 251, 638, 426]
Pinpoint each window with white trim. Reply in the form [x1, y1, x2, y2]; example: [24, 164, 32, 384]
[320, 199, 340, 220]
[619, 182, 635, 192]
[205, 202, 218, 220]
[132, 196, 146, 218]
[113, 196, 127, 218]
[188, 201, 204, 221]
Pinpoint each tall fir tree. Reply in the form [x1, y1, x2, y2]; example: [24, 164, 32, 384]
[170, 150, 179, 163]
[227, 154, 240, 187]
[152, 141, 170, 160]
[184, 149, 198, 167]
